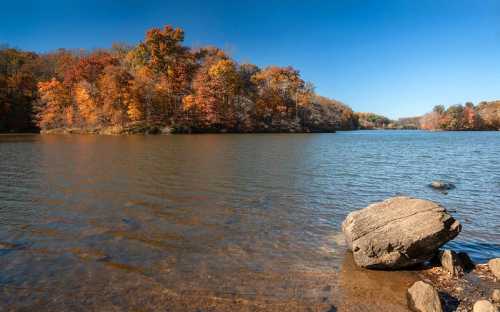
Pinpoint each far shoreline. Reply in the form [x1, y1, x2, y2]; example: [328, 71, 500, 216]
[2, 128, 500, 136]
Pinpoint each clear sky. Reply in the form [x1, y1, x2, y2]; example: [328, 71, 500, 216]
[1, 0, 499, 118]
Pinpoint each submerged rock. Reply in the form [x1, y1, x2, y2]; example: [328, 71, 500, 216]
[488, 258, 500, 279]
[473, 300, 498, 312]
[70, 248, 111, 262]
[342, 196, 461, 269]
[407, 281, 443, 312]
[430, 181, 455, 191]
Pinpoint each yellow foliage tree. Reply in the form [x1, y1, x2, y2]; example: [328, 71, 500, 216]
[36, 78, 71, 129]
[98, 65, 133, 126]
[127, 98, 144, 122]
[74, 81, 99, 127]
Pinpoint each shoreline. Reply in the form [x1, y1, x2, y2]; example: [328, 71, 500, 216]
[0, 128, 500, 136]
[338, 250, 499, 312]
[341, 195, 500, 312]
[418, 263, 499, 311]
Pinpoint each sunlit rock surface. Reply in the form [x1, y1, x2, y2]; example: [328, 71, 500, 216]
[342, 197, 461, 269]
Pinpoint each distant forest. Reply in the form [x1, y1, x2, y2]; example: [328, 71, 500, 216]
[418, 101, 500, 131]
[0, 24, 358, 134]
[356, 102, 500, 131]
[1, 24, 499, 134]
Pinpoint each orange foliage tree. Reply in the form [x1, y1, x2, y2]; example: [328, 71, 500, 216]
[252, 66, 311, 127]
[98, 65, 133, 126]
[36, 78, 71, 129]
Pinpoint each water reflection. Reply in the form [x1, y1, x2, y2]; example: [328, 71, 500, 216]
[0, 131, 499, 311]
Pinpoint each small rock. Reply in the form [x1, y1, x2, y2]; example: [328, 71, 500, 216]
[0, 242, 25, 250]
[440, 250, 464, 277]
[473, 300, 498, 312]
[491, 289, 500, 304]
[488, 258, 500, 279]
[430, 181, 455, 190]
[0, 242, 17, 249]
[70, 248, 111, 262]
[407, 281, 443, 312]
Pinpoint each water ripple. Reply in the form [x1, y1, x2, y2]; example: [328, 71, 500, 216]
[0, 131, 499, 310]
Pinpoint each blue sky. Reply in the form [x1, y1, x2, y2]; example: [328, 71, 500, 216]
[1, 0, 499, 118]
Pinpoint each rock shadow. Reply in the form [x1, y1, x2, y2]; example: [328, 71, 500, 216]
[438, 291, 460, 312]
[336, 251, 419, 311]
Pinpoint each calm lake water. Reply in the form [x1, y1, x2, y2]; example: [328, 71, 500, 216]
[0, 131, 499, 311]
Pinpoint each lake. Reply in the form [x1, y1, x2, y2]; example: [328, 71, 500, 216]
[0, 131, 499, 311]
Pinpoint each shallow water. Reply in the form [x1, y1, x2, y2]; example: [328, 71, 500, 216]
[0, 131, 499, 311]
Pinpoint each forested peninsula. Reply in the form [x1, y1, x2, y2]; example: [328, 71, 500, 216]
[1, 24, 499, 134]
[0, 24, 358, 134]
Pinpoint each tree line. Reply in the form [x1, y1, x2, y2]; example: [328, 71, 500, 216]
[354, 102, 500, 131]
[420, 101, 500, 131]
[0, 25, 358, 134]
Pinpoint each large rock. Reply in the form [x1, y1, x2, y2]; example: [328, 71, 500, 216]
[473, 300, 498, 312]
[342, 196, 461, 269]
[488, 258, 500, 279]
[407, 281, 443, 312]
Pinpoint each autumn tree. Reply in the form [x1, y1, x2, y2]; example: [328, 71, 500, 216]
[237, 63, 259, 99]
[36, 49, 81, 82]
[36, 78, 71, 129]
[182, 47, 230, 128]
[463, 102, 478, 129]
[476, 101, 500, 130]
[126, 67, 153, 123]
[252, 66, 312, 127]
[192, 59, 241, 128]
[444, 105, 465, 130]
[433, 105, 445, 114]
[74, 80, 99, 127]
[304, 95, 357, 131]
[127, 25, 195, 124]
[98, 65, 133, 126]
[420, 111, 441, 130]
[420, 105, 449, 130]
[354, 112, 392, 129]
[64, 51, 117, 86]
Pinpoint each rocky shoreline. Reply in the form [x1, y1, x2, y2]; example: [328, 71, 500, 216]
[418, 262, 499, 311]
[342, 196, 499, 312]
